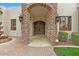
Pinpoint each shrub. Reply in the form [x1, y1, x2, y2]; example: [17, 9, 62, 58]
[71, 32, 79, 35]
[59, 32, 68, 41]
[71, 32, 79, 45]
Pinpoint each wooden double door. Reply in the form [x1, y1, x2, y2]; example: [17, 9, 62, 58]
[34, 21, 45, 35]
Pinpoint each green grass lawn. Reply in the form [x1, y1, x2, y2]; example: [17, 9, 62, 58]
[54, 47, 79, 56]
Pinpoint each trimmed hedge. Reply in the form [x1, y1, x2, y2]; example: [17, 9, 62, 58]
[59, 32, 68, 41]
[71, 32, 79, 45]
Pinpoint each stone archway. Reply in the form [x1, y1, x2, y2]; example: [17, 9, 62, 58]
[22, 3, 58, 45]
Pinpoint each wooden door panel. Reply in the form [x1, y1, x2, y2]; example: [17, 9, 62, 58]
[34, 21, 45, 35]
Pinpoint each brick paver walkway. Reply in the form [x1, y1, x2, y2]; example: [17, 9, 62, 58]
[0, 37, 56, 56]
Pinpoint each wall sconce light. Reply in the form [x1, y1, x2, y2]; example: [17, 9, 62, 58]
[19, 15, 23, 22]
[56, 17, 60, 23]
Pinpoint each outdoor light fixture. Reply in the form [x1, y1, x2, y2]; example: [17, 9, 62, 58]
[56, 17, 60, 22]
[55, 17, 60, 24]
[19, 15, 23, 22]
[76, 3, 79, 8]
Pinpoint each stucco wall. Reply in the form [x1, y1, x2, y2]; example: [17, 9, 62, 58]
[0, 6, 21, 37]
[7, 7, 21, 36]
[0, 3, 78, 39]
[57, 3, 78, 39]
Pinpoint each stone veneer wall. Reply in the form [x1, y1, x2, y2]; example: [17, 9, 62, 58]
[22, 3, 57, 45]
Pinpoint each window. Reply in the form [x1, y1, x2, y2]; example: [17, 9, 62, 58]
[11, 19, 16, 30]
[57, 16, 72, 31]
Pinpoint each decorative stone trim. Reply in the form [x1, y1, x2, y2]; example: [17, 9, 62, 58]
[22, 3, 58, 45]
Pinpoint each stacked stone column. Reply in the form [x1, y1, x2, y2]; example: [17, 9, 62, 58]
[48, 7, 57, 45]
[21, 4, 30, 44]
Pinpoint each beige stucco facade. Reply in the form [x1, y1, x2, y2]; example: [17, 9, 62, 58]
[0, 6, 21, 37]
[0, 3, 78, 45]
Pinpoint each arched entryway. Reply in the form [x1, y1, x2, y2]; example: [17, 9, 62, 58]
[33, 21, 45, 35]
[22, 3, 57, 46]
